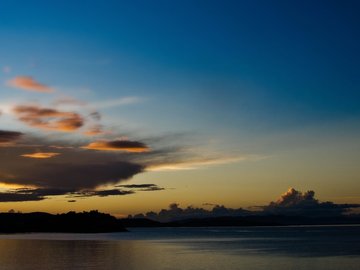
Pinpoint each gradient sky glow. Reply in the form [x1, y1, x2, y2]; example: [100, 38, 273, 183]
[0, 0, 359, 216]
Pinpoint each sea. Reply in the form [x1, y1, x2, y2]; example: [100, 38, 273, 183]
[0, 225, 359, 270]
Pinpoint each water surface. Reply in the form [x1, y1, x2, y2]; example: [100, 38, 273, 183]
[0, 225, 359, 270]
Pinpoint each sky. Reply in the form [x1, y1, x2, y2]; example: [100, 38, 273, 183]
[0, 0, 359, 216]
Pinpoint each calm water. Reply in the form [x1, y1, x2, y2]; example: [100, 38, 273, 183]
[0, 225, 359, 270]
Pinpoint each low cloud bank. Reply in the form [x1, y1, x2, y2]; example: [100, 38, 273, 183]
[132, 203, 251, 222]
[131, 188, 360, 222]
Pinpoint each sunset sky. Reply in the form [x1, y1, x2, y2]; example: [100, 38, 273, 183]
[0, 0, 359, 217]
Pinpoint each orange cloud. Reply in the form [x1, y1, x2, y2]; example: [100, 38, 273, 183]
[13, 105, 84, 132]
[83, 140, 150, 152]
[21, 152, 60, 159]
[8, 76, 54, 93]
[83, 126, 105, 136]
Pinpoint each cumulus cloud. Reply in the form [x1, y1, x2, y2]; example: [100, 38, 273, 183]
[7, 76, 54, 93]
[262, 188, 360, 216]
[131, 188, 360, 221]
[21, 152, 60, 159]
[133, 203, 250, 222]
[13, 105, 84, 132]
[83, 139, 150, 152]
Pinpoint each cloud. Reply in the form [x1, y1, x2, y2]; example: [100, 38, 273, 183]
[145, 155, 263, 171]
[0, 191, 44, 202]
[73, 189, 134, 197]
[0, 130, 246, 202]
[131, 188, 360, 221]
[117, 184, 159, 188]
[262, 188, 360, 216]
[83, 125, 106, 136]
[83, 139, 150, 152]
[52, 97, 86, 106]
[3, 66, 11, 73]
[0, 130, 23, 144]
[0, 186, 136, 202]
[0, 188, 72, 202]
[116, 184, 165, 191]
[7, 76, 54, 93]
[89, 111, 101, 121]
[0, 162, 144, 190]
[13, 105, 84, 132]
[21, 152, 60, 159]
[91, 96, 143, 109]
[132, 203, 250, 222]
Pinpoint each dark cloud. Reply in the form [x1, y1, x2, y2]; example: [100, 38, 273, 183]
[140, 186, 165, 191]
[0, 187, 77, 202]
[0, 133, 147, 201]
[74, 189, 134, 197]
[116, 184, 165, 191]
[83, 139, 150, 152]
[0, 191, 44, 202]
[262, 188, 360, 217]
[0, 162, 144, 190]
[13, 105, 84, 132]
[133, 203, 250, 222]
[89, 111, 101, 121]
[0, 187, 135, 202]
[0, 130, 23, 143]
[131, 189, 360, 221]
[0, 131, 223, 202]
[116, 184, 158, 188]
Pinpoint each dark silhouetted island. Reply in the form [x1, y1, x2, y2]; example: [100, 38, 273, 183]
[1, 210, 360, 233]
[0, 210, 127, 233]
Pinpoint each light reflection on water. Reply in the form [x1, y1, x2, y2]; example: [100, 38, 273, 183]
[0, 225, 359, 270]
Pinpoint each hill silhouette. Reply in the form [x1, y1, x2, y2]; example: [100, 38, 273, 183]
[0, 210, 126, 233]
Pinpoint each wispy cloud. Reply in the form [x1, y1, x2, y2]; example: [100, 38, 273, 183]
[7, 76, 54, 93]
[83, 139, 150, 152]
[21, 152, 60, 159]
[90, 96, 143, 109]
[52, 97, 86, 106]
[83, 125, 106, 136]
[2, 66, 11, 73]
[147, 155, 266, 171]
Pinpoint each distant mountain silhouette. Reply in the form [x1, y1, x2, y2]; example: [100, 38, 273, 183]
[0, 210, 126, 233]
[122, 214, 360, 227]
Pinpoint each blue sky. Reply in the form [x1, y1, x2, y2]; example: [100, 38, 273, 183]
[0, 0, 359, 214]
